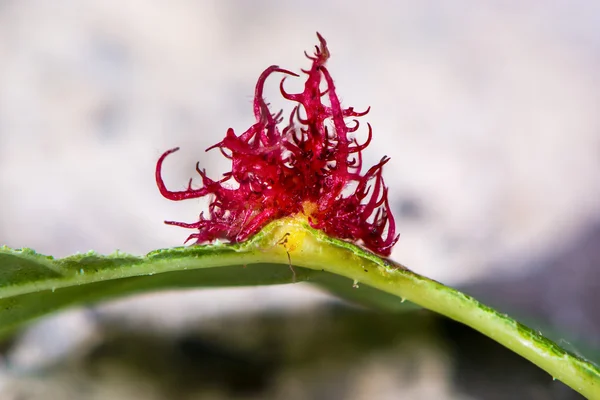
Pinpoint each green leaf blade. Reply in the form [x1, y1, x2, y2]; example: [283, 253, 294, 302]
[0, 218, 599, 398]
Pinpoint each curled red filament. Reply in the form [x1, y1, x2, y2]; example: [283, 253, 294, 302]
[156, 33, 399, 256]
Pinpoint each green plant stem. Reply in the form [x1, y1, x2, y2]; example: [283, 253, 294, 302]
[253, 217, 600, 398]
[1, 217, 599, 397]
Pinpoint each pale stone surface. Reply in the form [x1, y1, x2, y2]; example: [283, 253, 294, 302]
[0, 1, 598, 398]
[1, 1, 599, 283]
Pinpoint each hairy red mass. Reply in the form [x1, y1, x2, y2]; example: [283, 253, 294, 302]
[156, 33, 399, 256]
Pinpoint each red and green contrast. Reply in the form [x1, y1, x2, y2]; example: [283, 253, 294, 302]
[49, 33, 584, 397]
[156, 33, 398, 256]
[0, 30, 597, 400]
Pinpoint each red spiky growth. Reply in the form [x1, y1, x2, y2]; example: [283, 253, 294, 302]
[156, 33, 399, 256]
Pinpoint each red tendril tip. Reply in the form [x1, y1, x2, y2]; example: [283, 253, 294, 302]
[156, 33, 399, 256]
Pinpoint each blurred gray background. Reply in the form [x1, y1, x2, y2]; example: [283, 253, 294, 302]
[1, 0, 599, 399]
